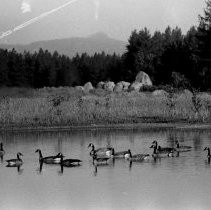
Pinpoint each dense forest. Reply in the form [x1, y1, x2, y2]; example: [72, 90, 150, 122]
[0, 1, 211, 90]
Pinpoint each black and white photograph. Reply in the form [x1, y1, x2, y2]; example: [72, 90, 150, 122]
[0, 0, 211, 209]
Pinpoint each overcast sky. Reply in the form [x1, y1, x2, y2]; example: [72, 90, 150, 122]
[0, 0, 206, 44]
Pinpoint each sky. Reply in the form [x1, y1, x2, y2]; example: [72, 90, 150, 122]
[0, 0, 206, 44]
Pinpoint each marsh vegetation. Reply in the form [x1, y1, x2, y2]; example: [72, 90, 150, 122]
[0, 87, 210, 128]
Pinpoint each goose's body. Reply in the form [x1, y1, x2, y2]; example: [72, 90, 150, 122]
[93, 156, 110, 164]
[92, 151, 110, 165]
[108, 148, 129, 158]
[150, 144, 174, 158]
[158, 146, 175, 153]
[35, 149, 62, 164]
[6, 152, 23, 166]
[151, 141, 176, 154]
[204, 147, 211, 158]
[60, 155, 81, 167]
[125, 149, 150, 161]
[62, 157, 82, 166]
[175, 141, 192, 152]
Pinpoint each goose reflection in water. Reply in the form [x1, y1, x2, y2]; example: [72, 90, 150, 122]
[129, 160, 132, 171]
[205, 157, 211, 167]
[59, 163, 80, 175]
[6, 164, 24, 175]
[36, 161, 44, 174]
[0, 154, 4, 163]
[93, 165, 98, 176]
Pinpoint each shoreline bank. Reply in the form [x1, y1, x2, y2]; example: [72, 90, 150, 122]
[1, 122, 211, 132]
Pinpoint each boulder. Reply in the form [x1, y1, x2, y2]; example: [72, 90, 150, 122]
[97, 81, 105, 89]
[75, 86, 84, 91]
[129, 82, 143, 91]
[114, 82, 124, 92]
[84, 82, 94, 92]
[183, 89, 193, 96]
[104, 81, 115, 92]
[121, 81, 130, 91]
[135, 71, 152, 86]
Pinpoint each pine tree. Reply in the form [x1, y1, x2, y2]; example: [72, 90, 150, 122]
[197, 0, 211, 89]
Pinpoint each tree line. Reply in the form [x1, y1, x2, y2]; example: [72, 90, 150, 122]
[0, 0, 211, 90]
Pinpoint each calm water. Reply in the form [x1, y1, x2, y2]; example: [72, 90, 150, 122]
[0, 127, 211, 210]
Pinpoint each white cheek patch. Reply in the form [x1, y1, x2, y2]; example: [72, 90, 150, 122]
[124, 154, 129, 159]
[106, 150, 111, 156]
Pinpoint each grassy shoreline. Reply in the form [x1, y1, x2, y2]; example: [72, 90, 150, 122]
[0, 87, 211, 131]
[1, 122, 211, 133]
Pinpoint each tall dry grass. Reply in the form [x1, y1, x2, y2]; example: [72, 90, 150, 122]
[0, 87, 210, 127]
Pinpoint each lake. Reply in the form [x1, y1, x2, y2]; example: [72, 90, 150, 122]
[0, 127, 211, 210]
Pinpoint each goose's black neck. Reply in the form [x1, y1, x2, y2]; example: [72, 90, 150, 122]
[111, 148, 115, 155]
[60, 155, 64, 163]
[153, 146, 157, 154]
[176, 142, 180, 148]
[207, 148, 210, 157]
[157, 146, 162, 152]
[90, 146, 95, 153]
[128, 150, 132, 158]
[0, 143, 3, 151]
[154, 141, 158, 150]
[38, 150, 43, 159]
[17, 154, 21, 160]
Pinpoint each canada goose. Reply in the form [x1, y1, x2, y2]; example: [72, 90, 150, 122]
[151, 141, 176, 153]
[125, 149, 150, 161]
[6, 152, 23, 166]
[60, 154, 82, 167]
[35, 149, 62, 164]
[175, 140, 192, 152]
[204, 147, 211, 158]
[150, 144, 174, 158]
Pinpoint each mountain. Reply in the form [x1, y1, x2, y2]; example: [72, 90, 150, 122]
[0, 32, 127, 57]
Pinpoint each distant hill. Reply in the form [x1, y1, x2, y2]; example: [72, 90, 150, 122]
[0, 32, 127, 57]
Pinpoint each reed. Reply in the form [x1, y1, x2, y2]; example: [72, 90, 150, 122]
[0, 87, 210, 127]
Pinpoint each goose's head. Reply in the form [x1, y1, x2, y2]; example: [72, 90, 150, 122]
[204, 147, 210, 151]
[88, 143, 94, 148]
[17, 152, 23, 157]
[59, 153, 65, 161]
[149, 144, 155, 148]
[35, 149, 41, 153]
[151, 141, 158, 147]
[56, 152, 63, 157]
